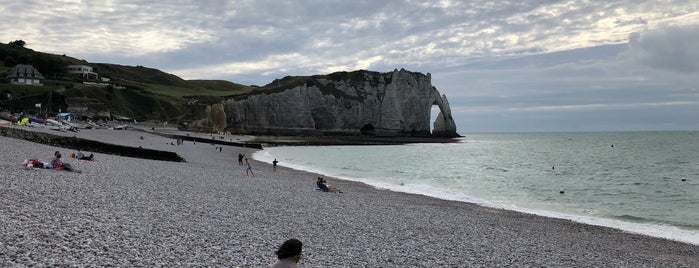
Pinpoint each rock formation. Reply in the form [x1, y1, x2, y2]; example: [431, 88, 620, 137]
[214, 69, 458, 138]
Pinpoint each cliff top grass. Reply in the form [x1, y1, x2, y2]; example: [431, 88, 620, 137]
[233, 70, 390, 101]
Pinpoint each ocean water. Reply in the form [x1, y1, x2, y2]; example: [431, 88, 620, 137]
[253, 132, 699, 245]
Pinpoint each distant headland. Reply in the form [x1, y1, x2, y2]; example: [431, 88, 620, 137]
[1, 41, 459, 140]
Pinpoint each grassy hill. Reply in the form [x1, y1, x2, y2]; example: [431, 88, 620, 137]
[0, 41, 251, 122]
[0, 41, 387, 127]
[187, 80, 252, 93]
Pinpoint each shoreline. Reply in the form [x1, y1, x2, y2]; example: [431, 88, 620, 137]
[250, 135, 462, 146]
[253, 149, 699, 247]
[1, 125, 698, 266]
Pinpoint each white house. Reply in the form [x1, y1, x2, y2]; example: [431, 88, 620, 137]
[66, 64, 98, 79]
[6, 64, 44, 86]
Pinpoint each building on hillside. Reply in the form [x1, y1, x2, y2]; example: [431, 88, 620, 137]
[5, 64, 45, 85]
[66, 64, 98, 79]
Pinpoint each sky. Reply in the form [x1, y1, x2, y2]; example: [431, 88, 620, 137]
[2, 0, 699, 132]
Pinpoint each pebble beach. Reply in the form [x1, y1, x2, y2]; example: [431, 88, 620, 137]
[1, 126, 698, 267]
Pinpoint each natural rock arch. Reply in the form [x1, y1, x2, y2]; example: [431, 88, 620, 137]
[430, 90, 458, 137]
[196, 69, 459, 138]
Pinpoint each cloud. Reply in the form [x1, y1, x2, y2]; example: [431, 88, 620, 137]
[5, 0, 696, 77]
[1, 0, 221, 56]
[2, 1, 699, 131]
[506, 101, 699, 113]
[430, 24, 699, 132]
[622, 24, 699, 73]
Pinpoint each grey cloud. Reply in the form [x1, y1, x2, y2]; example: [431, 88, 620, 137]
[432, 36, 699, 132]
[622, 25, 699, 73]
[2, 1, 699, 131]
[615, 17, 648, 27]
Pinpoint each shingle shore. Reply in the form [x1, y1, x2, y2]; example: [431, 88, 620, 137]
[1, 126, 698, 267]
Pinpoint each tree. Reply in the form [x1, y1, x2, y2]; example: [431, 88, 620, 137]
[3, 55, 16, 67]
[8, 40, 26, 48]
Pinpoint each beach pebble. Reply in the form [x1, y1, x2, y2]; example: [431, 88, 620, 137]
[0, 126, 698, 267]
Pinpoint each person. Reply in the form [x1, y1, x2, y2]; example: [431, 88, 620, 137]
[51, 153, 78, 172]
[238, 153, 245, 166]
[317, 177, 330, 192]
[270, 238, 303, 268]
[22, 159, 49, 169]
[272, 158, 278, 171]
[76, 151, 94, 161]
[317, 177, 342, 193]
[245, 158, 254, 176]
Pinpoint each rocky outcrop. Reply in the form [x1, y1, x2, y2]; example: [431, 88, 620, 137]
[215, 69, 459, 138]
[432, 94, 458, 137]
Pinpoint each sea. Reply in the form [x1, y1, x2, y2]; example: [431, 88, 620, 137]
[253, 131, 699, 245]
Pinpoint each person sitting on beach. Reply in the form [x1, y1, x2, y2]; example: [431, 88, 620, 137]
[51, 153, 77, 172]
[317, 177, 342, 193]
[270, 238, 303, 268]
[316, 177, 330, 191]
[324, 178, 342, 193]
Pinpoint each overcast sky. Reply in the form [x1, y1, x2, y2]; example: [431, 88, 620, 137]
[2, 0, 698, 132]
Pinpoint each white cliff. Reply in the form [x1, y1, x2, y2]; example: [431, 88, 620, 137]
[217, 69, 458, 137]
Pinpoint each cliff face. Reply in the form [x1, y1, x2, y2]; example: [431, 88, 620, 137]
[218, 69, 458, 137]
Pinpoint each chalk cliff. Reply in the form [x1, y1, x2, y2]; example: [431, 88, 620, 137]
[212, 69, 458, 137]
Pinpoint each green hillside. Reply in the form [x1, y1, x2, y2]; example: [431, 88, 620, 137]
[0, 40, 250, 122]
[0, 40, 387, 126]
[188, 79, 252, 93]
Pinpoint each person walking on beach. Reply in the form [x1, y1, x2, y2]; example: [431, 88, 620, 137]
[245, 158, 254, 176]
[270, 238, 303, 268]
[238, 153, 245, 166]
[272, 158, 278, 171]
